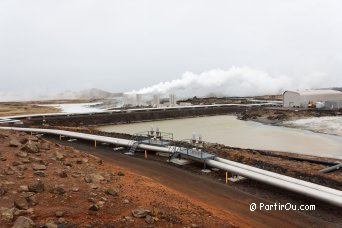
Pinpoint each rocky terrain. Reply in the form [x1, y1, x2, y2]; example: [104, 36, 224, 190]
[0, 130, 233, 227]
[178, 95, 282, 105]
[238, 107, 341, 124]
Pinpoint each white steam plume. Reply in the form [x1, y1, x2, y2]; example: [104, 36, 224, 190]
[129, 67, 326, 97]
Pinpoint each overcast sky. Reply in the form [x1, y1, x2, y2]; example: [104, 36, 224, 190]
[0, 0, 341, 100]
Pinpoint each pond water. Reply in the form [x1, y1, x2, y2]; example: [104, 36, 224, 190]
[39, 102, 104, 113]
[97, 115, 342, 159]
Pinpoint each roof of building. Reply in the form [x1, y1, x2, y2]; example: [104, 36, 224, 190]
[300, 90, 342, 95]
[284, 89, 342, 96]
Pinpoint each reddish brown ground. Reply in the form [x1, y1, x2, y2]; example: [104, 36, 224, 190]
[0, 130, 234, 227]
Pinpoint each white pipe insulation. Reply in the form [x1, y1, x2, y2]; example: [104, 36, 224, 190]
[206, 160, 342, 207]
[214, 157, 342, 197]
[1, 127, 341, 207]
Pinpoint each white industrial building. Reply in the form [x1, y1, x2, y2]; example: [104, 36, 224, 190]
[152, 95, 160, 107]
[169, 94, 177, 107]
[283, 90, 342, 109]
[135, 94, 142, 106]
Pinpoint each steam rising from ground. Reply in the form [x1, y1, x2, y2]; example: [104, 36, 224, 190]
[129, 67, 325, 97]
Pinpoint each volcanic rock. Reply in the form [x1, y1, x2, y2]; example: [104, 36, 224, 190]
[32, 164, 47, 171]
[9, 138, 22, 147]
[132, 207, 150, 218]
[51, 185, 65, 195]
[0, 207, 15, 222]
[106, 188, 119, 197]
[21, 140, 39, 153]
[12, 216, 35, 228]
[14, 197, 29, 210]
[16, 151, 28, 158]
[28, 179, 45, 193]
[89, 204, 99, 211]
[34, 171, 47, 177]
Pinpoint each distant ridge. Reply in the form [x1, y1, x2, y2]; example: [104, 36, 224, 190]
[57, 88, 123, 100]
[331, 87, 342, 92]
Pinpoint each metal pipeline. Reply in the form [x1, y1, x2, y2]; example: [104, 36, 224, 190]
[215, 157, 342, 197]
[1, 127, 341, 207]
[206, 160, 342, 207]
[319, 163, 342, 173]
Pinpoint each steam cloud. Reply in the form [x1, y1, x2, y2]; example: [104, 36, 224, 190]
[129, 67, 326, 97]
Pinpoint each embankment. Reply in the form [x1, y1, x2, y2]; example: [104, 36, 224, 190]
[25, 106, 249, 127]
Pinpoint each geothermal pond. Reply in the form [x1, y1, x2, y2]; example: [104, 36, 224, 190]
[39, 102, 104, 113]
[97, 115, 342, 159]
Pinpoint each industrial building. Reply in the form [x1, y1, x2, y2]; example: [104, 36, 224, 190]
[152, 95, 160, 107]
[283, 90, 342, 109]
[169, 94, 177, 107]
[135, 94, 142, 106]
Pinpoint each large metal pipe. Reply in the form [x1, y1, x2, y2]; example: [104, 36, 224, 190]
[206, 160, 342, 207]
[1, 127, 341, 207]
[215, 157, 342, 197]
[319, 163, 342, 173]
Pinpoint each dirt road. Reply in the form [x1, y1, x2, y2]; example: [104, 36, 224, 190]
[51, 138, 340, 227]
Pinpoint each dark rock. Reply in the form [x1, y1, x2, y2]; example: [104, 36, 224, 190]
[71, 172, 81, 178]
[28, 179, 45, 193]
[29, 156, 45, 164]
[39, 143, 50, 150]
[89, 204, 99, 211]
[12, 216, 35, 228]
[12, 161, 22, 166]
[63, 160, 73, 167]
[0, 184, 8, 196]
[145, 215, 154, 224]
[27, 135, 39, 142]
[14, 197, 29, 210]
[84, 176, 92, 183]
[75, 159, 83, 164]
[56, 170, 68, 178]
[98, 159, 103, 164]
[89, 184, 98, 190]
[16, 151, 28, 158]
[21, 158, 31, 164]
[117, 171, 125, 176]
[106, 188, 119, 197]
[34, 171, 47, 177]
[21, 140, 39, 153]
[27, 195, 38, 206]
[0, 185, 8, 196]
[17, 165, 27, 171]
[88, 197, 96, 203]
[51, 185, 65, 195]
[132, 207, 150, 218]
[19, 137, 28, 144]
